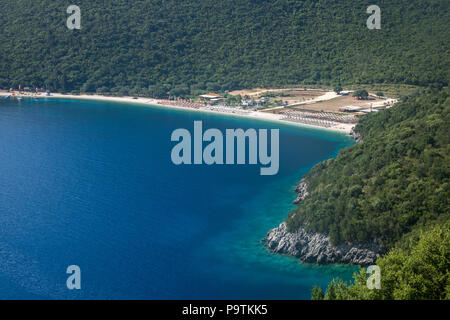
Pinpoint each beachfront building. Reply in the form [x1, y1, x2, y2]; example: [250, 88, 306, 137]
[199, 93, 225, 104]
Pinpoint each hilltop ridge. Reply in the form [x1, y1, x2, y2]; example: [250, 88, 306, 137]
[0, 1, 448, 94]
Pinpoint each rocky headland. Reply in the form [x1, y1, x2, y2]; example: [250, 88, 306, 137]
[264, 179, 382, 265]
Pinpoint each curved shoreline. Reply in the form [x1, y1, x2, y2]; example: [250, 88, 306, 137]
[1, 92, 355, 135]
[3, 91, 365, 265]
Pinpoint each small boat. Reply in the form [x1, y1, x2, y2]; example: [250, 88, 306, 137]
[4, 94, 11, 99]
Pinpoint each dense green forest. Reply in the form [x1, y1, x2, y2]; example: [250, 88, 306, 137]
[311, 223, 449, 300]
[0, 0, 449, 95]
[287, 88, 450, 249]
[303, 88, 449, 300]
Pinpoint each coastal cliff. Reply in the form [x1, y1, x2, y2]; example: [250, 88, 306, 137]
[264, 179, 382, 265]
[350, 129, 363, 144]
[264, 222, 381, 265]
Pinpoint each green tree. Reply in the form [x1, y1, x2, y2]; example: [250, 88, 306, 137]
[312, 224, 450, 300]
[148, 85, 167, 98]
[334, 85, 343, 94]
[311, 285, 325, 300]
[353, 89, 369, 99]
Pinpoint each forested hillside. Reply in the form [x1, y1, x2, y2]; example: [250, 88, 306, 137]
[312, 223, 449, 300]
[287, 88, 450, 250]
[0, 0, 448, 95]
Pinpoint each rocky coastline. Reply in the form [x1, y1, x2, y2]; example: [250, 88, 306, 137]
[264, 179, 382, 265]
[351, 129, 363, 144]
[293, 179, 309, 204]
[264, 222, 381, 265]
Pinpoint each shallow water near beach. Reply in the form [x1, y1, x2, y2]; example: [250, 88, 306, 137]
[0, 98, 357, 299]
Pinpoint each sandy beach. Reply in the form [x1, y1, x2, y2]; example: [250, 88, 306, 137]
[0, 92, 355, 134]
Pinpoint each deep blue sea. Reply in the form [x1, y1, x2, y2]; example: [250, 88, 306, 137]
[0, 97, 357, 299]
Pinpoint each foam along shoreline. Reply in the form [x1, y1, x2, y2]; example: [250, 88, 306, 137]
[0, 92, 355, 134]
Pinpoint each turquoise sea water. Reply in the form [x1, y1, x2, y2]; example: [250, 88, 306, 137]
[0, 97, 357, 299]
